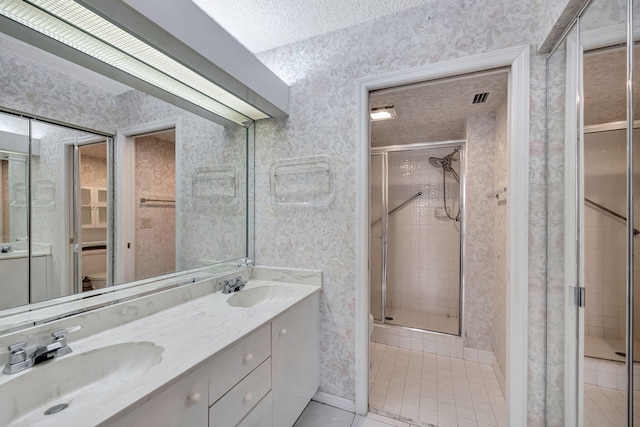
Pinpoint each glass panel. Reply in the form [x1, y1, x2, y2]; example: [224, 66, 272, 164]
[0, 29, 251, 320]
[580, 0, 628, 423]
[370, 153, 384, 322]
[386, 148, 461, 335]
[29, 121, 107, 301]
[633, 0, 640, 422]
[546, 24, 574, 423]
[0, 111, 29, 310]
[80, 188, 91, 206]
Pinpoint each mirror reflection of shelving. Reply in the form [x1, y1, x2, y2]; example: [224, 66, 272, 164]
[81, 186, 107, 228]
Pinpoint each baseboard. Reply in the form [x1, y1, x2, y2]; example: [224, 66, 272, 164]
[492, 357, 507, 397]
[312, 391, 356, 413]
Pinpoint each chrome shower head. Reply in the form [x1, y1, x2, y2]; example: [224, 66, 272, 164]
[428, 149, 460, 183]
[428, 157, 444, 168]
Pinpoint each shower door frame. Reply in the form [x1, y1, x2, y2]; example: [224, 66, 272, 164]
[371, 140, 466, 337]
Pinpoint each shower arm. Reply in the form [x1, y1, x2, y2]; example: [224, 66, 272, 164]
[371, 192, 423, 227]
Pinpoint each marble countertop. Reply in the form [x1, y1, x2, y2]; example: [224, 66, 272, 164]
[0, 243, 51, 260]
[0, 278, 321, 426]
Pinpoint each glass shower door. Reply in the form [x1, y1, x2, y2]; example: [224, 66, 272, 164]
[370, 153, 384, 322]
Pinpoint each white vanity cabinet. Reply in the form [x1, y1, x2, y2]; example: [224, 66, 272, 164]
[208, 324, 272, 426]
[105, 291, 319, 427]
[0, 254, 49, 309]
[108, 364, 209, 427]
[272, 293, 320, 427]
[0, 257, 28, 310]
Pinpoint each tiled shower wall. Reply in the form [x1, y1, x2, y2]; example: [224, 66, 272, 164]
[386, 148, 461, 319]
[584, 129, 636, 342]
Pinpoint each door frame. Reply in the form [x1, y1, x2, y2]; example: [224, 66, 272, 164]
[354, 45, 530, 425]
[115, 118, 181, 284]
[62, 135, 112, 295]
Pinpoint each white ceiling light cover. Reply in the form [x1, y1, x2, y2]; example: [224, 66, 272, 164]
[0, 0, 269, 124]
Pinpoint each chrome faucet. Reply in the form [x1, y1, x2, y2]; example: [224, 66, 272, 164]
[3, 328, 78, 375]
[3, 342, 32, 374]
[0, 245, 12, 253]
[222, 276, 247, 294]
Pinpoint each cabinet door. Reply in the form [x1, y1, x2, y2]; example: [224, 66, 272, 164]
[0, 257, 28, 309]
[80, 187, 93, 227]
[29, 255, 49, 303]
[107, 365, 208, 427]
[272, 293, 319, 427]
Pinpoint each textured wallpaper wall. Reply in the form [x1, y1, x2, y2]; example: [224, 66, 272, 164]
[255, 0, 549, 424]
[134, 136, 176, 280]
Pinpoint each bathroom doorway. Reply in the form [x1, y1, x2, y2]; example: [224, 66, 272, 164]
[132, 129, 176, 281]
[366, 70, 510, 425]
[76, 141, 109, 292]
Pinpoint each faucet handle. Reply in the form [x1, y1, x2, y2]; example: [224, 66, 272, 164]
[235, 276, 246, 289]
[52, 330, 68, 346]
[7, 342, 27, 363]
[51, 326, 82, 346]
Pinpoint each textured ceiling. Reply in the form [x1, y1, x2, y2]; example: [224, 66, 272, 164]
[370, 71, 509, 147]
[80, 142, 107, 159]
[191, 0, 436, 53]
[584, 46, 640, 126]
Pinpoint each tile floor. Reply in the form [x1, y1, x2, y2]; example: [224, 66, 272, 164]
[296, 346, 638, 427]
[584, 383, 640, 426]
[294, 401, 419, 427]
[383, 308, 458, 336]
[368, 342, 506, 427]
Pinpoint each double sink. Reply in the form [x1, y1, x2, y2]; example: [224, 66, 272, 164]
[0, 282, 293, 425]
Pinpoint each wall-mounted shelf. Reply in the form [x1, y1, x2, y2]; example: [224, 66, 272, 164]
[192, 166, 237, 205]
[9, 182, 26, 207]
[270, 156, 335, 207]
[32, 180, 55, 208]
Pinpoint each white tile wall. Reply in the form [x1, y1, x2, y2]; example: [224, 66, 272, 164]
[372, 324, 502, 369]
[385, 149, 461, 326]
[584, 129, 636, 344]
[584, 356, 640, 391]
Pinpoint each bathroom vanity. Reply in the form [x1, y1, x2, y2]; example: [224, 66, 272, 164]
[0, 246, 51, 310]
[0, 267, 321, 427]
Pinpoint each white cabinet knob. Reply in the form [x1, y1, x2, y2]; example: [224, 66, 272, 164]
[279, 328, 287, 336]
[187, 392, 201, 405]
[243, 353, 254, 363]
[243, 392, 253, 403]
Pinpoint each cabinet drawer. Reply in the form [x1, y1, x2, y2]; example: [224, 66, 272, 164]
[209, 323, 270, 404]
[237, 392, 272, 427]
[107, 365, 208, 427]
[209, 358, 271, 427]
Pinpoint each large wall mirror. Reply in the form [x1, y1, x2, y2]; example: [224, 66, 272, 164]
[0, 28, 253, 330]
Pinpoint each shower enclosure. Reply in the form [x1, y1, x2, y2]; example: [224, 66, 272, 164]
[370, 142, 464, 336]
[583, 126, 640, 362]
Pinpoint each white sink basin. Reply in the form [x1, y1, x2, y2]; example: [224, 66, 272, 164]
[0, 341, 163, 426]
[227, 285, 291, 308]
[0, 250, 27, 258]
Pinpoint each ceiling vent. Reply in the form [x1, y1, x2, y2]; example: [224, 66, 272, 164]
[472, 92, 490, 104]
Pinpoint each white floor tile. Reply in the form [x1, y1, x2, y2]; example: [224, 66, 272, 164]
[369, 342, 507, 426]
[294, 401, 355, 427]
[365, 412, 411, 427]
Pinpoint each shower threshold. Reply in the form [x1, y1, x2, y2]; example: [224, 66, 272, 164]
[383, 307, 459, 335]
